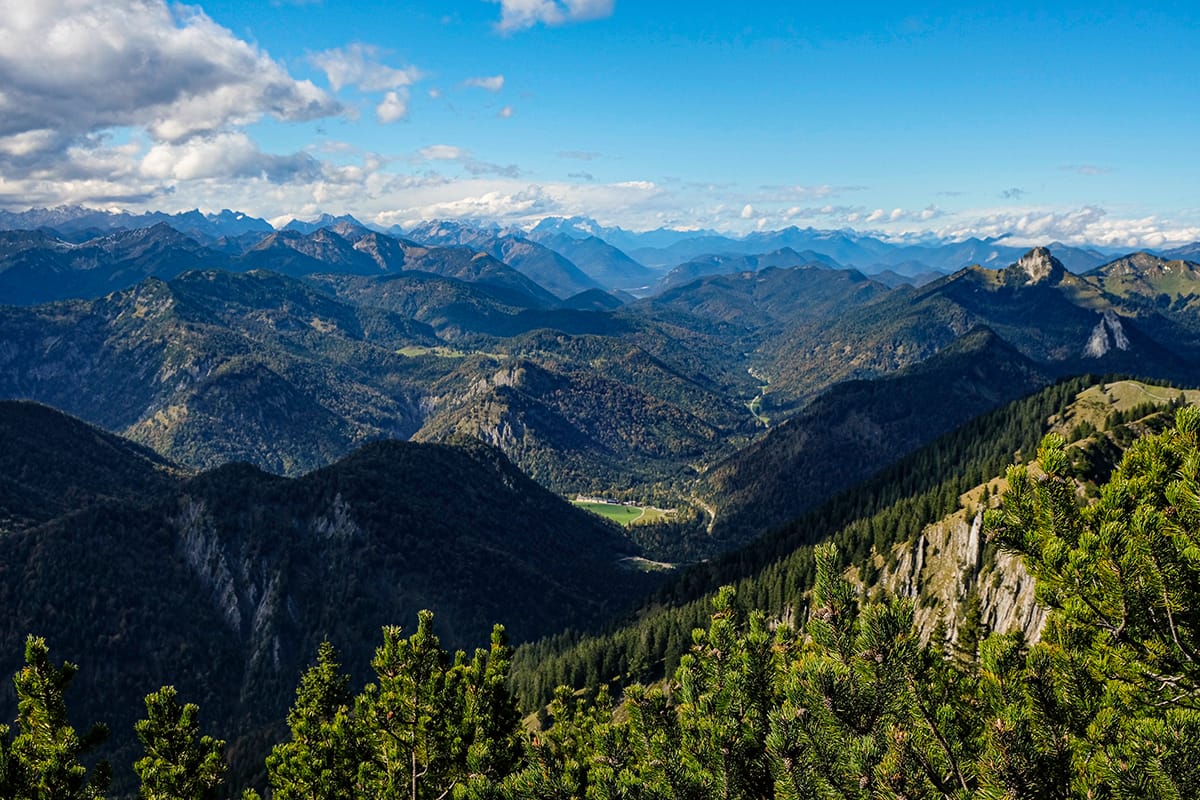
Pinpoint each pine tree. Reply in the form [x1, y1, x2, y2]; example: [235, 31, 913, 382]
[8, 636, 110, 800]
[672, 587, 777, 800]
[984, 405, 1200, 798]
[356, 613, 464, 800]
[455, 626, 523, 800]
[506, 685, 611, 799]
[767, 543, 977, 799]
[265, 640, 359, 800]
[134, 686, 226, 800]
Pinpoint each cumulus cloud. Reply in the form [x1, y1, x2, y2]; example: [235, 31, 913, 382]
[489, 0, 615, 32]
[498, 106, 515, 118]
[371, 176, 667, 230]
[464, 75, 505, 92]
[774, 203, 942, 231]
[141, 132, 321, 182]
[740, 204, 755, 219]
[376, 91, 410, 123]
[311, 44, 423, 92]
[0, 0, 340, 165]
[418, 145, 469, 161]
[375, 184, 557, 225]
[0, 173, 164, 209]
[781, 204, 860, 220]
[934, 205, 1200, 249]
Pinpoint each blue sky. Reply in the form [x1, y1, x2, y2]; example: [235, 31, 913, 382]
[0, 0, 1196, 246]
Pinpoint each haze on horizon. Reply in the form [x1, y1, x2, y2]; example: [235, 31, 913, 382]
[0, 0, 1195, 248]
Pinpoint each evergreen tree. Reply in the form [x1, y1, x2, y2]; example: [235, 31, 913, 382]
[8, 636, 110, 800]
[134, 686, 226, 800]
[266, 641, 359, 800]
[506, 685, 612, 799]
[672, 587, 776, 800]
[356, 613, 458, 800]
[455, 626, 523, 800]
[985, 405, 1200, 798]
[766, 543, 971, 799]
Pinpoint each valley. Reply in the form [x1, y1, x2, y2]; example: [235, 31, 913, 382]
[3, 208, 1200, 795]
[3, 1, 1198, 794]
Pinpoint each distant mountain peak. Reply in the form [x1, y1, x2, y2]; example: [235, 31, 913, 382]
[530, 215, 605, 239]
[282, 213, 365, 235]
[1096, 251, 1188, 278]
[1011, 247, 1067, 285]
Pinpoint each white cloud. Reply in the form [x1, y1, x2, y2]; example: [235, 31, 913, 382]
[464, 75, 505, 92]
[140, 132, 321, 181]
[489, 0, 614, 32]
[418, 145, 468, 161]
[498, 106, 515, 118]
[0, 0, 340, 165]
[0, 129, 61, 158]
[930, 205, 1200, 249]
[371, 176, 667, 230]
[413, 145, 521, 178]
[311, 44, 423, 92]
[376, 91, 410, 123]
[740, 204, 754, 219]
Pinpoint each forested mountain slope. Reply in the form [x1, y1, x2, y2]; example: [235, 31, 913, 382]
[509, 376, 1189, 707]
[698, 328, 1050, 547]
[8, 382, 1196, 799]
[0, 405, 660, 789]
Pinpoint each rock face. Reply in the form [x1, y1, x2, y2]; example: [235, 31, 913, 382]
[873, 498, 1046, 648]
[1012, 246, 1067, 285]
[1085, 309, 1132, 358]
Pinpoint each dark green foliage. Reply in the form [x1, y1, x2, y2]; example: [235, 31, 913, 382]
[513, 554, 980, 800]
[702, 327, 1051, 545]
[0, 427, 658, 795]
[134, 686, 225, 800]
[11, 402, 1200, 799]
[510, 376, 1101, 711]
[266, 617, 523, 800]
[266, 641, 357, 800]
[983, 405, 1200, 798]
[0, 401, 179, 532]
[7, 636, 110, 800]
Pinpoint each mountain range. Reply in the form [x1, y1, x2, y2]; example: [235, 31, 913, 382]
[6, 205, 1197, 303]
[5, 205, 1200, 794]
[3, 232, 1200, 511]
